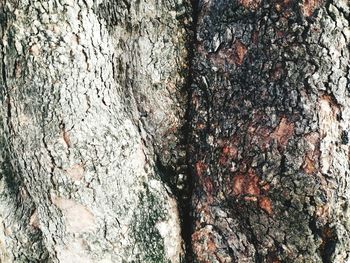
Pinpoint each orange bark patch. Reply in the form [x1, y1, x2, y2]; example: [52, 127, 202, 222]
[301, 0, 322, 17]
[203, 177, 214, 195]
[192, 228, 217, 256]
[259, 196, 273, 215]
[303, 156, 316, 174]
[233, 175, 245, 195]
[195, 161, 207, 177]
[271, 117, 294, 146]
[261, 182, 271, 193]
[233, 40, 248, 65]
[239, 0, 261, 10]
[233, 170, 274, 214]
[233, 169, 260, 197]
[275, 0, 292, 12]
[246, 170, 260, 196]
[192, 226, 229, 263]
[208, 40, 247, 68]
[222, 145, 237, 157]
[219, 145, 238, 164]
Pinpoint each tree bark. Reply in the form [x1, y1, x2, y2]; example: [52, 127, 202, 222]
[189, 0, 350, 262]
[0, 0, 190, 262]
[1, 0, 350, 263]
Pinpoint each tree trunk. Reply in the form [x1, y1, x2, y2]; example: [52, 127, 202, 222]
[189, 0, 350, 262]
[0, 0, 190, 262]
[1, 0, 350, 263]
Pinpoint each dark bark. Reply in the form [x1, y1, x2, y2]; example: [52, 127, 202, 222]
[189, 0, 350, 262]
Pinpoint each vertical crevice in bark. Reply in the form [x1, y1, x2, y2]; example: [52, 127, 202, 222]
[320, 224, 338, 263]
[175, 0, 200, 262]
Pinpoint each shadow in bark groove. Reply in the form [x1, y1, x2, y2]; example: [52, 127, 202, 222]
[182, 0, 200, 262]
[156, 0, 201, 261]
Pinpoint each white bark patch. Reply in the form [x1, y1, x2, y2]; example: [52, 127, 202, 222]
[29, 44, 40, 56]
[65, 164, 84, 181]
[151, 180, 183, 263]
[97, 256, 113, 263]
[29, 210, 40, 229]
[56, 239, 93, 263]
[2, 0, 188, 260]
[51, 195, 96, 233]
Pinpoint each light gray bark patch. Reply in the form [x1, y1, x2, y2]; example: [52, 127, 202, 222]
[0, 0, 190, 262]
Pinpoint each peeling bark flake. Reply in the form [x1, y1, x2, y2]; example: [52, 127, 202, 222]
[271, 117, 294, 147]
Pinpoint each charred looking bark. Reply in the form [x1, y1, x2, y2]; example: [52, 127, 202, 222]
[179, 1, 201, 262]
[188, 0, 350, 262]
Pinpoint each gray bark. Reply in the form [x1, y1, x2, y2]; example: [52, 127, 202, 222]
[0, 0, 190, 262]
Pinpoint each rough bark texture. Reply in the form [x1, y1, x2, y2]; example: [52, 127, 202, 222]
[0, 0, 190, 262]
[189, 0, 350, 262]
[1, 0, 350, 263]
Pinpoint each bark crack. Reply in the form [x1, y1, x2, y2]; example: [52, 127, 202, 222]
[177, 1, 200, 262]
